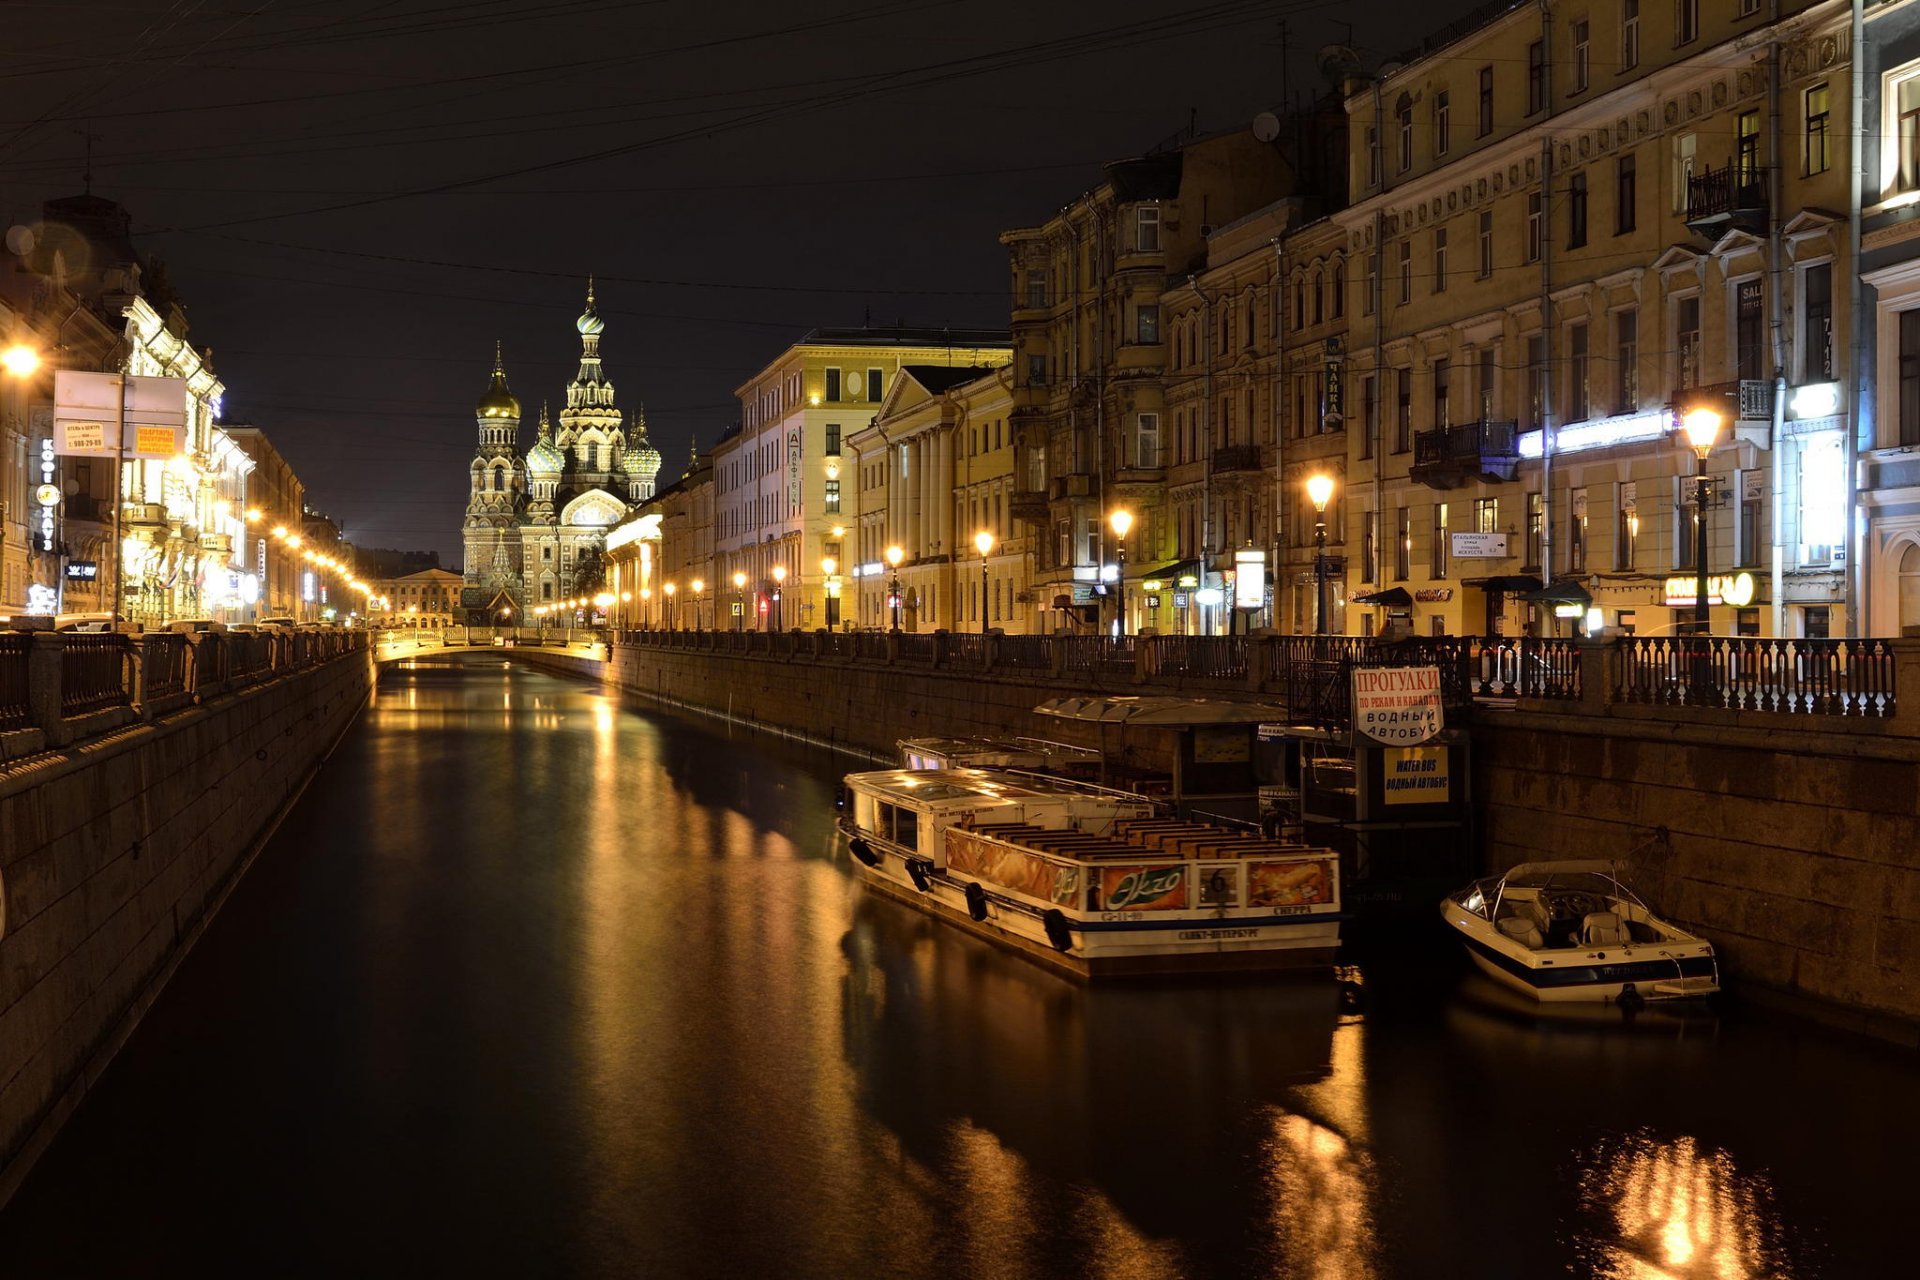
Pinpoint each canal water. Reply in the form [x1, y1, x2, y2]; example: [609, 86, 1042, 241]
[0, 656, 1911, 1278]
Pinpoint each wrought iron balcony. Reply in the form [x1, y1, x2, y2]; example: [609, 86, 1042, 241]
[1047, 472, 1095, 501]
[1685, 164, 1768, 234]
[1410, 419, 1521, 490]
[1211, 443, 1263, 474]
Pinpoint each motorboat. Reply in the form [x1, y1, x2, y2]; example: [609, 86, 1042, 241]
[1440, 860, 1718, 1003]
[839, 766, 1344, 978]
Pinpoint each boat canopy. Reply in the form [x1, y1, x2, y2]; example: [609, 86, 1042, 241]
[1501, 859, 1626, 881]
[844, 767, 1096, 807]
[1033, 695, 1289, 726]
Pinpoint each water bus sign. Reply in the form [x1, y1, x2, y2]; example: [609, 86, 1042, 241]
[1351, 666, 1444, 745]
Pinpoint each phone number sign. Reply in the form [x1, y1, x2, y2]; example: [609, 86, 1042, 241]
[1351, 666, 1444, 745]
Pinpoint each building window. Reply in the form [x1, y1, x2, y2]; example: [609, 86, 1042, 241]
[1478, 65, 1494, 137]
[1395, 368, 1412, 452]
[1431, 503, 1449, 579]
[1572, 21, 1589, 94]
[1474, 497, 1498, 533]
[868, 368, 883, 401]
[1804, 263, 1833, 382]
[1331, 263, 1345, 319]
[1367, 125, 1381, 187]
[1676, 0, 1698, 47]
[1736, 278, 1764, 382]
[825, 368, 841, 402]
[1360, 374, 1375, 459]
[1478, 210, 1493, 278]
[1570, 489, 1588, 571]
[1623, 0, 1640, 69]
[1433, 90, 1450, 156]
[1616, 153, 1636, 234]
[1615, 309, 1638, 412]
[1136, 205, 1161, 252]
[1676, 295, 1701, 389]
[1308, 276, 1321, 327]
[1398, 240, 1412, 305]
[1027, 354, 1046, 385]
[1432, 228, 1448, 293]
[1902, 310, 1920, 445]
[1293, 276, 1306, 330]
[1675, 476, 1699, 572]
[1739, 472, 1762, 567]
[1567, 171, 1587, 248]
[1738, 0, 1759, 16]
[1672, 132, 1696, 212]
[1025, 271, 1048, 308]
[1736, 111, 1761, 187]
[1432, 358, 1451, 429]
[1527, 41, 1545, 115]
[825, 479, 841, 513]
[1363, 509, 1378, 582]
[1397, 95, 1414, 171]
[1395, 507, 1411, 580]
[1135, 412, 1160, 468]
[1897, 71, 1920, 193]
[825, 423, 841, 455]
[1363, 256, 1377, 316]
[1137, 304, 1159, 344]
[1525, 192, 1542, 263]
[1616, 485, 1638, 571]
[1568, 322, 1589, 421]
[1527, 334, 1547, 430]
[1478, 346, 1496, 420]
[1805, 83, 1831, 175]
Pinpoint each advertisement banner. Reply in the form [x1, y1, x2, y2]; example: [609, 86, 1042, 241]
[56, 420, 110, 454]
[1247, 859, 1336, 908]
[1351, 666, 1444, 745]
[1097, 864, 1188, 912]
[130, 423, 185, 460]
[1383, 745, 1450, 805]
[944, 829, 1080, 906]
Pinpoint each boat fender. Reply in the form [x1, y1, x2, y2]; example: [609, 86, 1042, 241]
[1617, 982, 1646, 1012]
[964, 881, 989, 922]
[848, 836, 880, 868]
[906, 859, 932, 893]
[1042, 910, 1074, 952]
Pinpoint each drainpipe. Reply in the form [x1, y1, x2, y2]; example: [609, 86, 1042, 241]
[1372, 77, 1388, 620]
[1538, 0, 1556, 598]
[1197, 275, 1215, 633]
[1847, 0, 1866, 635]
[1767, 0, 1788, 638]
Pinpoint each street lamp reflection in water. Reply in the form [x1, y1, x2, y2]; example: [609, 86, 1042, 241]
[1580, 1130, 1785, 1280]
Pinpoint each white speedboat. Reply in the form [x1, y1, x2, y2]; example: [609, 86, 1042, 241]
[840, 767, 1343, 979]
[1440, 861, 1718, 1003]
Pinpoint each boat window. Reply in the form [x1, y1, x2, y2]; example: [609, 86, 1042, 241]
[893, 806, 919, 851]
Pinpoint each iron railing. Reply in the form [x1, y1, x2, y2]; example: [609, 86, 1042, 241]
[1615, 637, 1896, 717]
[60, 634, 132, 714]
[0, 633, 31, 730]
[142, 632, 192, 699]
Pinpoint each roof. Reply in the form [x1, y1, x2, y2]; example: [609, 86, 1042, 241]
[899, 364, 1001, 395]
[1381, 0, 1532, 84]
[796, 325, 1009, 348]
[1106, 153, 1183, 202]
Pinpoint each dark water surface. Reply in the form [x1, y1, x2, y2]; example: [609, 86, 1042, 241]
[1, 656, 1911, 1278]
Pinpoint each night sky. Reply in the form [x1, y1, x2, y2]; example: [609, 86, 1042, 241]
[1, 0, 1443, 566]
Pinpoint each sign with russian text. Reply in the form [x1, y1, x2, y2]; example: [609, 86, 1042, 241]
[1450, 532, 1509, 558]
[53, 372, 189, 457]
[1383, 745, 1450, 805]
[1351, 665, 1444, 745]
[57, 420, 108, 454]
[1663, 571, 1756, 608]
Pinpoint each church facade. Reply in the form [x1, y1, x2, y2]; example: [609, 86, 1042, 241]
[462, 285, 661, 619]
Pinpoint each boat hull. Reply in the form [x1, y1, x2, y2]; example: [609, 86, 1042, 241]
[854, 842, 1340, 981]
[1445, 911, 1718, 1003]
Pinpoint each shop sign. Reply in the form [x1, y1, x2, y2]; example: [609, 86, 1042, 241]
[1450, 532, 1509, 558]
[1663, 571, 1756, 608]
[1414, 588, 1453, 602]
[1098, 865, 1188, 911]
[1172, 592, 1189, 608]
[1351, 666, 1444, 745]
[65, 560, 98, 580]
[1383, 745, 1450, 805]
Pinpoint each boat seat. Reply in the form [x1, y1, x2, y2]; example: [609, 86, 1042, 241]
[1496, 916, 1544, 948]
[1581, 912, 1628, 947]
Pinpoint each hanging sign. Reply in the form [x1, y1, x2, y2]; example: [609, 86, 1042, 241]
[1450, 532, 1509, 558]
[1383, 745, 1451, 804]
[1351, 666, 1444, 745]
[52, 371, 188, 458]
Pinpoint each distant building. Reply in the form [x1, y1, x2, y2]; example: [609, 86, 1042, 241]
[462, 283, 661, 622]
[368, 567, 462, 627]
[223, 426, 309, 619]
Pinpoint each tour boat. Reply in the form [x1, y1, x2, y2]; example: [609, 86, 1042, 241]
[1440, 861, 1719, 1003]
[896, 734, 1100, 777]
[838, 767, 1343, 978]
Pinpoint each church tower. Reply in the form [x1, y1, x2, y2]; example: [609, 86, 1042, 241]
[462, 343, 525, 610]
[557, 278, 624, 499]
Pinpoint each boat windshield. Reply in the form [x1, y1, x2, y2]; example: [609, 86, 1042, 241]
[1500, 865, 1646, 909]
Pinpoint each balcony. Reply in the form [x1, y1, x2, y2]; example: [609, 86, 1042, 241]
[1211, 443, 1263, 474]
[1048, 472, 1095, 501]
[1410, 420, 1521, 490]
[1009, 490, 1050, 522]
[1685, 164, 1768, 235]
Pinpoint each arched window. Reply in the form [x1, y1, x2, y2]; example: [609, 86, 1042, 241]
[1901, 542, 1920, 633]
[1311, 270, 1324, 325]
[1331, 261, 1346, 319]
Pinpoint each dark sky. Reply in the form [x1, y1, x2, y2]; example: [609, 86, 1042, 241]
[0, 0, 1449, 566]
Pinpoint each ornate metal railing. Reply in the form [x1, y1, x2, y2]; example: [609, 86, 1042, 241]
[142, 632, 192, 699]
[944, 633, 988, 670]
[1145, 635, 1247, 681]
[1615, 637, 1896, 716]
[60, 634, 132, 714]
[994, 634, 1053, 671]
[0, 633, 31, 730]
[894, 632, 937, 663]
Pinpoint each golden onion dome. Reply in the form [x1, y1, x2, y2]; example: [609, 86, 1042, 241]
[476, 343, 521, 419]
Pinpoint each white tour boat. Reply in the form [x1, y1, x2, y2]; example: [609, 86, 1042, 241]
[1440, 860, 1719, 1003]
[839, 767, 1343, 978]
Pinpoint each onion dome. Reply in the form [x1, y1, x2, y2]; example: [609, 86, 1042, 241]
[476, 341, 520, 419]
[576, 276, 604, 336]
[527, 403, 565, 473]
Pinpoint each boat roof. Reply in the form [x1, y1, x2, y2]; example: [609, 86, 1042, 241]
[898, 735, 1047, 757]
[846, 767, 1124, 807]
[1034, 695, 1289, 726]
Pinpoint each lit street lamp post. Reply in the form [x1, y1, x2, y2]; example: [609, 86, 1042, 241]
[1682, 407, 1723, 703]
[771, 563, 787, 631]
[1306, 473, 1335, 635]
[821, 557, 839, 629]
[732, 571, 746, 631]
[691, 578, 705, 630]
[663, 580, 676, 629]
[972, 530, 994, 634]
[885, 544, 904, 630]
[1108, 509, 1133, 635]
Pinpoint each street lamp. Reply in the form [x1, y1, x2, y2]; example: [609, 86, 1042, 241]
[1681, 407, 1722, 641]
[663, 580, 676, 629]
[973, 530, 995, 634]
[691, 578, 705, 630]
[732, 570, 747, 631]
[771, 563, 788, 631]
[1306, 473, 1336, 636]
[885, 544, 904, 630]
[821, 556, 839, 629]
[1108, 509, 1133, 635]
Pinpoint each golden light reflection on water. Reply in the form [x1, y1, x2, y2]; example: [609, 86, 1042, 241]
[1262, 1107, 1376, 1279]
[1581, 1132, 1785, 1280]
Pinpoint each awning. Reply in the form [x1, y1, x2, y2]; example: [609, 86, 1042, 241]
[1033, 695, 1290, 726]
[1464, 574, 1543, 594]
[1350, 587, 1413, 607]
[1130, 559, 1201, 585]
[1523, 579, 1594, 605]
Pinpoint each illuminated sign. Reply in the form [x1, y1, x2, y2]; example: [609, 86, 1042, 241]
[37, 439, 55, 550]
[1663, 571, 1756, 608]
[1383, 745, 1450, 805]
[1788, 382, 1841, 420]
[1232, 546, 1266, 609]
[1518, 409, 1674, 459]
[65, 561, 98, 580]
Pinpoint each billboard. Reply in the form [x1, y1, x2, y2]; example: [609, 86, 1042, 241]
[53, 371, 188, 459]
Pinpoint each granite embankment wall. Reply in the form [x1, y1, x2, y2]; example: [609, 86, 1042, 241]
[0, 642, 374, 1203]
[521, 634, 1920, 1040]
[1477, 642, 1920, 1042]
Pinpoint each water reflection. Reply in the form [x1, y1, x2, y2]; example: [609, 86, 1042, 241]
[1577, 1132, 1787, 1280]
